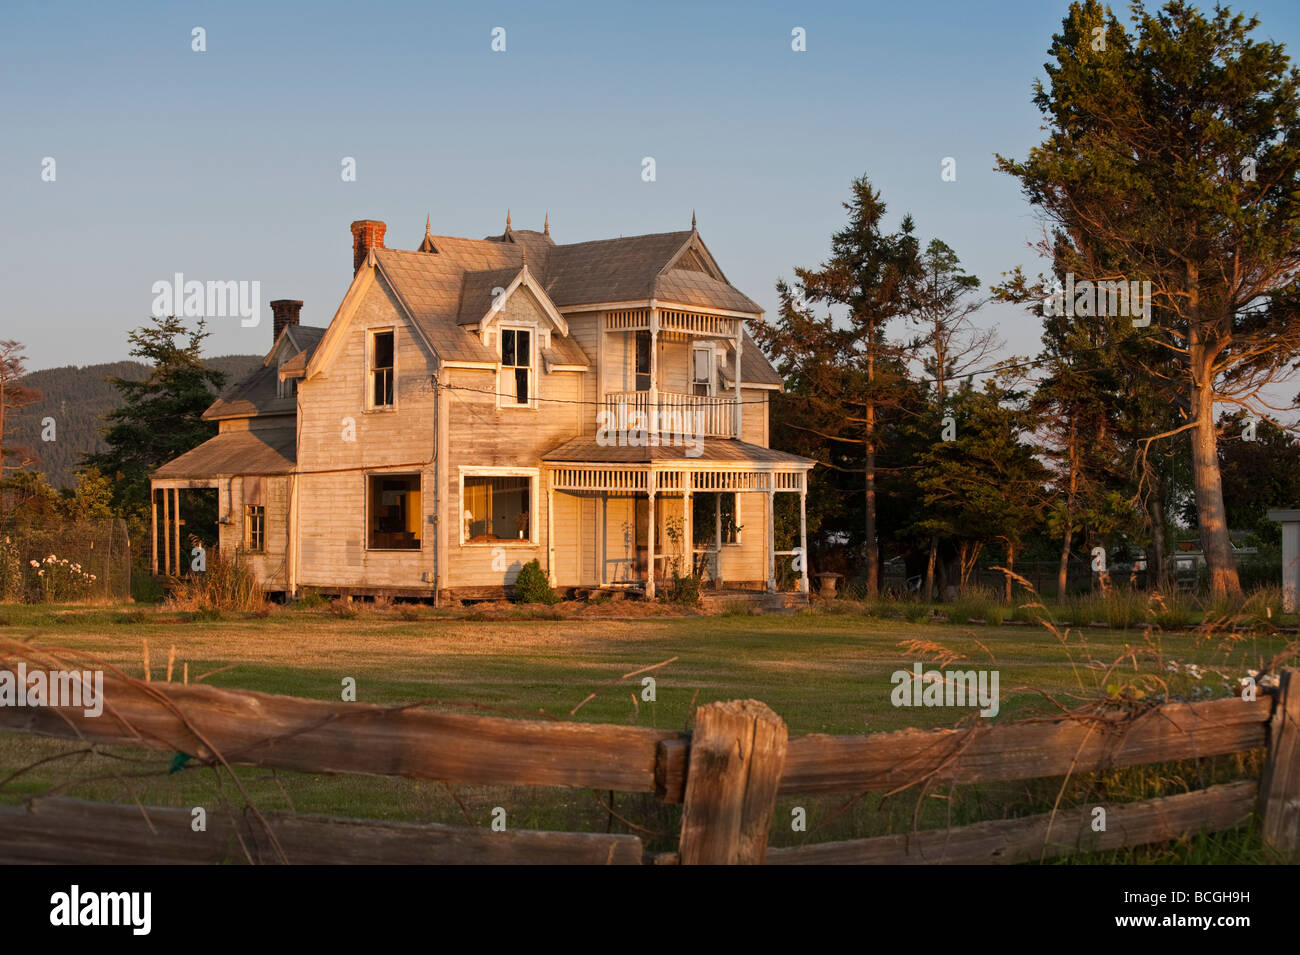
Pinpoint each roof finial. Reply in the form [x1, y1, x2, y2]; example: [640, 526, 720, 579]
[425, 213, 431, 235]
[521, 242, 527, 267]
[506, 209, 512, 232]
[691, 209, 697, 231]
[543, 211, 549, 235]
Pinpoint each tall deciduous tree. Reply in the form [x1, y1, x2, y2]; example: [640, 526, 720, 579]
[998, 0, 1300, 597]
[86, 316, 225, 524]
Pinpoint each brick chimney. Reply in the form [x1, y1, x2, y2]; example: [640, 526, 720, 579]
[270, 299, 303, 343]
[350, 219, 387, 273]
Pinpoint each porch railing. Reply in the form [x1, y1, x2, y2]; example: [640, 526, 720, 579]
[603, 390, 736, 439]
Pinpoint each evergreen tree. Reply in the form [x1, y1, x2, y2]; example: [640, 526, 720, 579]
[758, 176, 920, 593]
[86, 316, 225, 525]
[997, 0, 1300, 597]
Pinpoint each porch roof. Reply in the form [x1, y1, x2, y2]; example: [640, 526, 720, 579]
[151, 428, 296, 480]
[541, 435, 814, 468]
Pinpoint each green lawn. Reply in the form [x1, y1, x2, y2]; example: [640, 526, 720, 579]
[1, 601, 1293, 862]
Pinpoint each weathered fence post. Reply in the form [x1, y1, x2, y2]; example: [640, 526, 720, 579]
[1260, 667, 1300, 859]
[678, 699, 787, 864]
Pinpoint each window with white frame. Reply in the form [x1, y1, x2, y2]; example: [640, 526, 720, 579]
[500, 328, 533, 405]
[691, 345, 715, 396]
[369, 329, 395, 409]
[462, 473, 534, 543]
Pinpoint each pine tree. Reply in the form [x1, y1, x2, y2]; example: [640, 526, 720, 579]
[759, 176, 920, 594]
[86, 316, 225, 524]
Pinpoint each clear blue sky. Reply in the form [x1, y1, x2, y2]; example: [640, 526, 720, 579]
[4, 0, 1300, 380]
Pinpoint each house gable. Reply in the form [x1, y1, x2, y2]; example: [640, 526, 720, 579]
[305, 260, 442, 383]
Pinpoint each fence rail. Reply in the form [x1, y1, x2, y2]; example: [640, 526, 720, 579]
[0, 656, 1296, 865]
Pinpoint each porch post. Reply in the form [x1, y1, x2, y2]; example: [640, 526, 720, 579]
[683, 472, 693, 579]
[173, 488, 182, 575]
[715, 493, 723, 585]
[546, 471, 556, 586]
[766, 479, 776, 593]
[733, 322, 743, 439]
[162, 486, 171, 577]
[150, 486, 158, 575]
[799, 473, 809, 595]
[649, 307, 659, 434]
[646, 471, 657, 599]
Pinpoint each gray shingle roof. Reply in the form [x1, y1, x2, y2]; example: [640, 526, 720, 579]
[153, 428, 296, 478]
[204, 324, 328, 420]
[371, 227, 773, 383]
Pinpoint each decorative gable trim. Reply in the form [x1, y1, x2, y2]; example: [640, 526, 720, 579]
[477, 266, 570, 337]
[660, 233, 728, 284]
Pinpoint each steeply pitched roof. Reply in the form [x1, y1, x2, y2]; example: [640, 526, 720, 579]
[456, 267, 524, 326]
[542, 231, 693, 307]
[367, 225, 769, 377]
[153, 428, 296, 478]
[204, 324, 327, 420]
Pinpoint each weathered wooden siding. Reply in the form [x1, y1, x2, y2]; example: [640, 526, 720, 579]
[218, 475, 290, 590]
[717, 491, 769, 584]
[296, 279, 436, 590]
[741, 388, 768, 446]
[566, 312, 600, 436]
[442, 288, 587, 589]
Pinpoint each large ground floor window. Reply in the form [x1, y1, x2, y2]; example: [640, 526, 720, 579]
[367, 474, 422, 550]
[463, 473, 533, 543]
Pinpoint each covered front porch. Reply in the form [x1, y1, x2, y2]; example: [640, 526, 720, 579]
[542, 438, 814, 597]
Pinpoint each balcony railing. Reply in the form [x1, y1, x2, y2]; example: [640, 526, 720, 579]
[603, 390, 736, 439]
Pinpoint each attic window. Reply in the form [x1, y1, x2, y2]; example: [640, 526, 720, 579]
[369, 329, 395, 409]
[500, 328, 532, 406]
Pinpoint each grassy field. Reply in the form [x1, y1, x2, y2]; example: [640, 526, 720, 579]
[1, 599, 1295, 862]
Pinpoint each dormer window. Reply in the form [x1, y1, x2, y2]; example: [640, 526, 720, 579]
[276, 360, 297, 398]
[369, 329, 395, 409]
[501, 327, 532, 406]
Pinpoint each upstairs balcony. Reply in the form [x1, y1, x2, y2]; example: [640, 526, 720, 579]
[603, 390, 737, 438]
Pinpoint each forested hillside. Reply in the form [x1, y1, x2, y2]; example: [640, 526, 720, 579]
[12, 355, 261, 487]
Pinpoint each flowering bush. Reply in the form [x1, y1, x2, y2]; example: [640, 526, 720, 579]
[29, 554, 97, 603]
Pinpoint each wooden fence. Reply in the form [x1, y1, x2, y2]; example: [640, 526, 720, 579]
[0, 665, 1296, 865]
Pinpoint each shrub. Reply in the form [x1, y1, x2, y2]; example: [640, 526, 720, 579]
[293, 588, 327, 609]
[948, 587, 997, 625]
[661, 571, 700, 607]
[514, 559, 559, 605]
[166, 548, 263, 613]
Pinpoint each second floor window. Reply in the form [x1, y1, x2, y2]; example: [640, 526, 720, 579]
[635, 330, 651, 391]
[692, 346, 714, 396]
[370, 330, 394, 409]
[501, 328, 531, 405]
